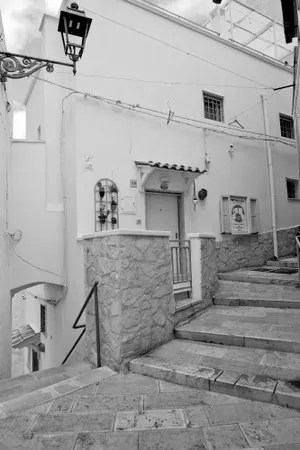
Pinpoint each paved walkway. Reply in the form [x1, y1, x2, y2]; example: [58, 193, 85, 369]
[2, 373, 300, 449]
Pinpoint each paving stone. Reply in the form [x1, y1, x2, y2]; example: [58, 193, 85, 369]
[159, 380, 196, 393]
[204, 402, 267, 425]
[203, 424, 249, 449]
[159, 381, 246, 404]
[0, 414, 36, 437]
[0, 434, 78, 450]
[234, 374, 277, 402]
[274, 381, 300, 409]
[72, 384, 97, 396]
[49, 395, 76, 413]
[32, 412, 114, 433]
[211, 370, 242, 397]
[260, 403, 300, 419]
[138, 428, 207, 450]
[52, 378, 83, 396]
[23, 401, 54, 415]
[1, 387, 60, 417]
[145, 392, 218, 410]
[73, 394, 143, 412]
[263, 445, 300, 449]
[262, 366, 300, 382]
[96, 373, 159, 394]
[182, 406, 210, 427]
[74, 431, 138, 450]
[260, 352, 300, 370]
[115, 409, 185, 431]
[75, 367, 116, 387]
[240, 418, 300, 447]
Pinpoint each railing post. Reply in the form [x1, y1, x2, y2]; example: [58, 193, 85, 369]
[94, 283, 101, 368]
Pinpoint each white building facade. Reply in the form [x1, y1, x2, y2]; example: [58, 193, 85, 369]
[8, 0, 300, 372]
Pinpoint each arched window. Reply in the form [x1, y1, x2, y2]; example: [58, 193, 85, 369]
[95, 179, 119, 232]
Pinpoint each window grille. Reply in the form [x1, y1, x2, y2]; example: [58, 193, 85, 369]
[203, 92, 224, 122]
[280, 114, 294, 139]
[40, 304, 46, 334]
[95, 179, 119, 231]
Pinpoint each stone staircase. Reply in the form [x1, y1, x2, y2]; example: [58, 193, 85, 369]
[131, 257, 300, 410]
[0, 361, 117, 418]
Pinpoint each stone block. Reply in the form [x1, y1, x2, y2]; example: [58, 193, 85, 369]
[204, 401, 267, 425]
[0, 414, 36, 437]
[73, 394, 143, 412]
[74, 432, 138, 450]
[115, 409, 185, 431]
[234, 374, 277, 403]
[32, 412, 114, 434]
[139, 428, 207, 450]
[274, 381, 300, 410]
[203, 424, 249, 449]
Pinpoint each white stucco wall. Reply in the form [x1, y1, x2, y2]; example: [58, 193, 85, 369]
[20, 0, 300, 369]
[0, 11, 12, 380]
[10, 140, 64, 293]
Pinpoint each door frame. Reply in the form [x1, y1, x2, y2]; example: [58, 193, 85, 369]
[145, 190, 185, 240]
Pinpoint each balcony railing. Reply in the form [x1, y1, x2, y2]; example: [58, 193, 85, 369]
[170, 240, 192, 289]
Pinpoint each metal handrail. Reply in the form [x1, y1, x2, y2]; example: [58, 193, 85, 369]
[62, 281, 101, 367]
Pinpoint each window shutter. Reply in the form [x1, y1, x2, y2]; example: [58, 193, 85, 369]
[250, 198, 259, 234]
[220, 196, 231, 234]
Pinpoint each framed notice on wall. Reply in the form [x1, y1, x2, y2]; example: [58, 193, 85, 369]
[230, 196, 247, 235]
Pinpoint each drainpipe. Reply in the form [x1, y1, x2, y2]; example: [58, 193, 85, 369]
[261, 93, 278, 260]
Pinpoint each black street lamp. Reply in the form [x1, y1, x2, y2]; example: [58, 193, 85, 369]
[0, 3, 92, 82]
[58, 2, 92, 74]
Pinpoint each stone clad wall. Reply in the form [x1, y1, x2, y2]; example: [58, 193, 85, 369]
[83, 231, 175, 371]
[216, 225, 300, 273]
[201, 237, 219, 300]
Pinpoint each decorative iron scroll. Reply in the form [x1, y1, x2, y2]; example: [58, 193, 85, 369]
[0, 53, 54, 81]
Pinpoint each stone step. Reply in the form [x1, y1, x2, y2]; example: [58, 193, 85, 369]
[267, 257, 298, 269]
[130, 339, 300, 410]
[175, 305, 300, 354]
[0, 361, 95, 404]
[0, 366, 116, 418]
[214, 281, 300, 309]
[175, 299, 206, 326]
[219, 268, 298, 286]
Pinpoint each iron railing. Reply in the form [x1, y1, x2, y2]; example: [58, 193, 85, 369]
[170, 240, 192, 286]
[62, 281, 101, 367]
[296, 236, 300, 285]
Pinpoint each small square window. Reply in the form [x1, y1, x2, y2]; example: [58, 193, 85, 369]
[286, 178, 299, 199]
[40, 304, 46, 334]
[203, 92, 224, 122]
[280, 114, 294, 139]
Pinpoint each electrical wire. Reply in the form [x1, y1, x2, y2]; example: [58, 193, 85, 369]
[55, 71, 272, 90]
[33, 75, 296, 148]
[226, 89, 280, 123]
[12, 248, 62, 278]
[81, 4, 272, 89]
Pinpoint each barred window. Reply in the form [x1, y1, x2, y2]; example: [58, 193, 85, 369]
[95, 179, 119, 232]
[203, 92, 224, 122]
[280, 114, 294, 139]
[40, 304, 46, 334]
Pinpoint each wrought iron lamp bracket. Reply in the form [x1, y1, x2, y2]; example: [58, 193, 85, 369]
[0, 51, 75, 82]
